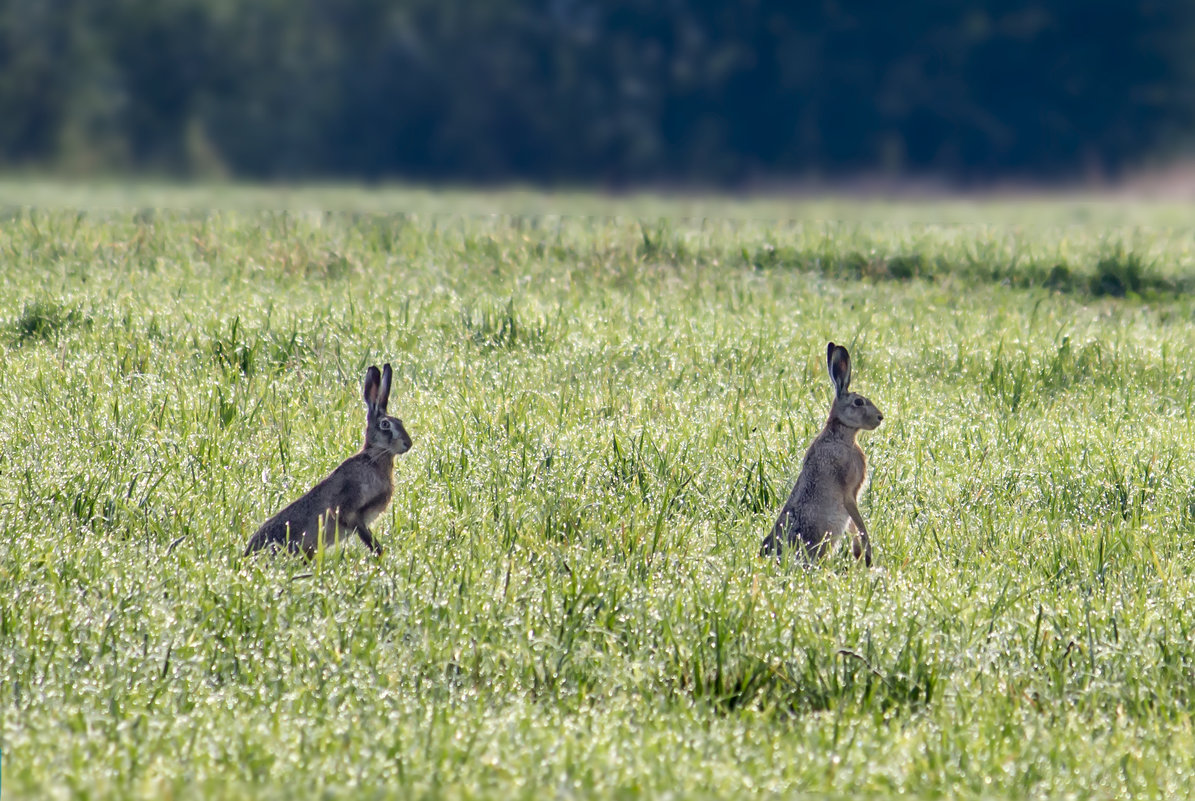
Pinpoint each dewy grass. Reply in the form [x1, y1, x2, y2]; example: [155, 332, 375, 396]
[3, 191, 1195, 799]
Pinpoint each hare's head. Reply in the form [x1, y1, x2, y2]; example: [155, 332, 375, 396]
[826, 342, 883, 431]
[363, 363, 412, 455]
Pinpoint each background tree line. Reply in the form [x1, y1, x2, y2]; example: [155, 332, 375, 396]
[0, 0, 1192, 184]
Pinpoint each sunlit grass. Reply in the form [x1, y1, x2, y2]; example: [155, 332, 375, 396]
[3, 191, 1195, 799]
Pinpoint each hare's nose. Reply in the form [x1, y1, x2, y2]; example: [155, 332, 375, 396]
[876, 413, 884, 421]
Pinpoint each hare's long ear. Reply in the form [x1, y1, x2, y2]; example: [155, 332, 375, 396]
[363, 365, 382, 412]
[827, 342, 851, 397]
[378, 363, 393, 413]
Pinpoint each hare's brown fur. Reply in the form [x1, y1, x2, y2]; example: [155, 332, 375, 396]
[244, 363, 411, 559]
[762, 343, 882, 565]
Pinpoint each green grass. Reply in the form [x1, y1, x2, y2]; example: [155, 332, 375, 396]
[4, 186, 1195, 799]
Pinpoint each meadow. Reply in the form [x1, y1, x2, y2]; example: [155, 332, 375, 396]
[4, 184, 1195, 799]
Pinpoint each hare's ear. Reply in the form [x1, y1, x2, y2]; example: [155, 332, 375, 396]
[363, 365, 382, 411]
[827, 342, 851, 397]
[378, 363, 393, 413]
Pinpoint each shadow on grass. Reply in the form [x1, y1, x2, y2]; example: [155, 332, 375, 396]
[8, 299, 91, 345]
[745, 242, 1181, 299]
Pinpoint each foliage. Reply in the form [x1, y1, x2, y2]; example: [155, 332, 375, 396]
[0, 0, 1193, 181]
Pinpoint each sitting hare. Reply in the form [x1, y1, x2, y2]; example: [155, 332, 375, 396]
[244, 363, 412, 559]
[761, 342, 883, 565]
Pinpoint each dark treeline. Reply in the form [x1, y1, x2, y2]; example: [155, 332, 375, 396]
[1, 0, 1192, 183]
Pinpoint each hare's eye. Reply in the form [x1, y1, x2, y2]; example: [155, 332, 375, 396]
[853, 398, 864, 407]
[379, 419, 392, 432]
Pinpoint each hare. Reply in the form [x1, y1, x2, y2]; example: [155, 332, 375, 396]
[761, 342, 883, 565]
[244, 363, 412, 559]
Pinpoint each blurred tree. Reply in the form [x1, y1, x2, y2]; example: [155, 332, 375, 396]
[0, 0, 1190, 182]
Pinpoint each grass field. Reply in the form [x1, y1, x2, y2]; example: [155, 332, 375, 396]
[4, 185, 1195, 799]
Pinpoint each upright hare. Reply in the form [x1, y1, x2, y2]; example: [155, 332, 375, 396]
[761, 343, 882, 565]
[244, 363, 412, 558]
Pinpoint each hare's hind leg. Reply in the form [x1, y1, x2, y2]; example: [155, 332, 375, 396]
[288, 538, 316, 560]
[245, 522, 297, 558]
[760, 531, 783, 558]
[763, 507, 802, 559]
[802, 530, 836, 562]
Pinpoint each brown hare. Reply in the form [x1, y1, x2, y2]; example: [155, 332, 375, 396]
[244, 363, 412, 559]
[761, 342, 883, 565]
